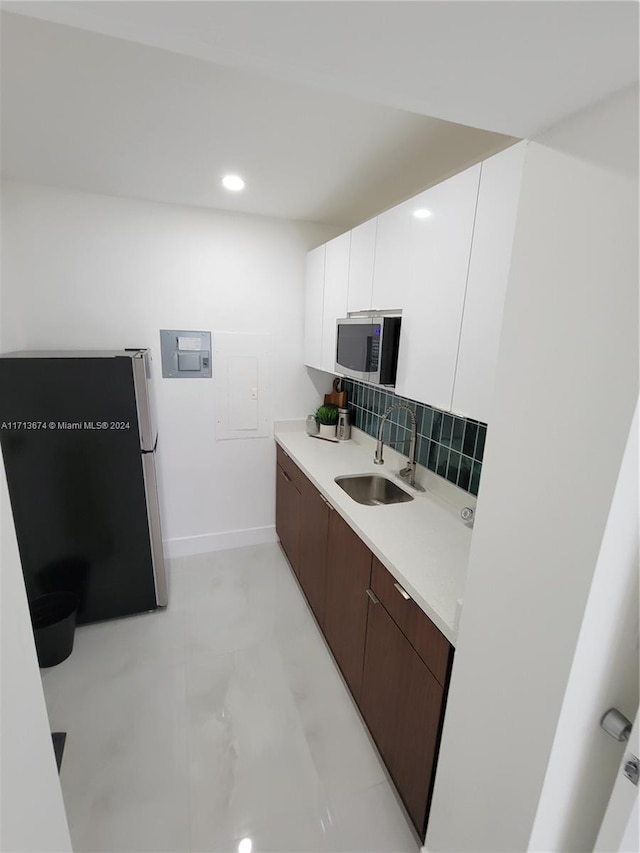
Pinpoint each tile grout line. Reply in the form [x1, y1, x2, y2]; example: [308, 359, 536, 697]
[344, 380, 486, 494]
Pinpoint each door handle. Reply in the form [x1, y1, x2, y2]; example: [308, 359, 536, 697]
[280, 469, 291, 483]
[366, 588, 379, 604]
[600, 708, 632, 742]
[394, 582, 411, 601]
[624, 756, 639, 786]
[319, 493, 333, 510]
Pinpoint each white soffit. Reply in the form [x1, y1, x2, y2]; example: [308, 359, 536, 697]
[0, 11, 515, 226]
[4, 0, 638, 138]
[1, 2, 637, 227]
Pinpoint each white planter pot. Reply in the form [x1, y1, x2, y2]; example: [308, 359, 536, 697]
[318, 423, 337, 439]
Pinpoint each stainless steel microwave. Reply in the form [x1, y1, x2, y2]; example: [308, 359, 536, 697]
[335, 315, 402, 386]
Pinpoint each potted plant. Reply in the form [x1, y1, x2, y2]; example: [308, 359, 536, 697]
[316, 404, 339, 438]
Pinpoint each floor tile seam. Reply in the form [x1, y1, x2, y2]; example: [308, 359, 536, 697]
[169, 545, 284, 577]
[184, 634, 284, 666]
[62, 654, 188, 689]
[172, 602, 195, 853]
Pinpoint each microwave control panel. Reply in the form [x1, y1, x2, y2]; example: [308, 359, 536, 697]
[368, 325, 381, 370]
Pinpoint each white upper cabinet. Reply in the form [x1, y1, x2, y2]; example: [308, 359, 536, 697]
[347, 218, 377, 313]
[304, 244, 325, 370]
[451, 142, 526, 422]
[371, 198, 413, 312]
[395, 164, 482, 410]
[321, 232, 351, 373]
[304, 144, 527, 403]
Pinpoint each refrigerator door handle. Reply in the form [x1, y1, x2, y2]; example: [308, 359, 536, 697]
[141, 434, 158, 454]
[132, 351, 156, 452]
[141, 452, 168, 607]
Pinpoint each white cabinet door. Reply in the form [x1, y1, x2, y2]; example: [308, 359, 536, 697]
[347, 217, 377, 313]
[395, 164, 481, 410]
[451, 143, 526, 422]
[321, 232, 350, 373]
[304, 244, 325, 370]
[595, 711, 639, 853]
[371, 198, 413, 312]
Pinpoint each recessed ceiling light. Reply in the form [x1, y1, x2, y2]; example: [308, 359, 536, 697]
[413, 208, 432, 219]
[222, 174, 245, 192]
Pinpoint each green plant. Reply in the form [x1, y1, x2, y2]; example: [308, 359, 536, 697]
[316, 404, 339, 426]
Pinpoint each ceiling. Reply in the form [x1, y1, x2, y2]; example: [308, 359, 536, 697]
[1, 2, 637, 228]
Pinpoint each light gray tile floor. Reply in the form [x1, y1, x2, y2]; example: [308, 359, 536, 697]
[41, 543, 420, 853]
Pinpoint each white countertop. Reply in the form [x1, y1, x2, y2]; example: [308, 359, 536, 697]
[274, 423, 472, 646]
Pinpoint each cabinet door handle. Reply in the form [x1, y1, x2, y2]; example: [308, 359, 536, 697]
[319, 493, 333, 510]
[280, 469, 291, 483]
[394, 582, 411, 601]
[366, 588, 379, 604]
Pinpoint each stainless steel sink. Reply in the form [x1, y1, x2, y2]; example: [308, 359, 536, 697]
[334, 474, 414, 506]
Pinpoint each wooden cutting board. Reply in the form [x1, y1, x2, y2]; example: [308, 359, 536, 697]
[324, 377, 347, 409]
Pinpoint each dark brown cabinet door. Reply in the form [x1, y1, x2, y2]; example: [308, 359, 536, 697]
[298, 476, 330, 624]
[393, 642, 444, 836]
[275, 464, 301, 575]
[323, 510, 373, 704]
[361, 596, 445, 837]
[360, 595, 406, 768]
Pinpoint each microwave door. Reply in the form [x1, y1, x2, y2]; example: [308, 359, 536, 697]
[337, 325, 365, 373]
[336, 322, 378, 379]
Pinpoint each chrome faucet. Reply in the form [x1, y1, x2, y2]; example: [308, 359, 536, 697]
[374, 404, 425, 491]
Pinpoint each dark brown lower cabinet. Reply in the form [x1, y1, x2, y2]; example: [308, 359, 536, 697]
[275, 463, 300, 575]
[323, 509, 373, 705]
[298, 475, 330, 625]
[361, 596, 445, 837]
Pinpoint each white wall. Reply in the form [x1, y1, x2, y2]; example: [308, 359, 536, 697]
[0, 182, 335, 554]
[529, 403, 638, 851]
[426, 84, 638, 853]
[0, 481, 73, 852]
[0, 252, 72, 849]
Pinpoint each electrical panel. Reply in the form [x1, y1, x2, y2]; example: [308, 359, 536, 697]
[159, 330, 212, 379]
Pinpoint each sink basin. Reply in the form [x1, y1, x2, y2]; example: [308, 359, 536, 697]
[335, 474, 413, 506]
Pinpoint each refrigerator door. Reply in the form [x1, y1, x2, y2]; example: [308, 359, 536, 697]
[0, 354, 161, 623]
[131, 350, 157, 452]
[141, 451, 168, 607]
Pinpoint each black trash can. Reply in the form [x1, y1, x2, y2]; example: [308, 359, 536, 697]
[29, 592, 79, 668]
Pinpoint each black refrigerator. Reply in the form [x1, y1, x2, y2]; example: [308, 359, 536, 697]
[0, 349, 168, 623]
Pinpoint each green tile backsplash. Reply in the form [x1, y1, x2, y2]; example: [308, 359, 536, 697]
[341, 379, 487, 497]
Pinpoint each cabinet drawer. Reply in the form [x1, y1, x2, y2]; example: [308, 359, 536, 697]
[276, 444, 304, 489]
[370, 557, 452, 685]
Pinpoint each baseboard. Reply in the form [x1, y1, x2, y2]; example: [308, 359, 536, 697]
[164, 525, 278, 558]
